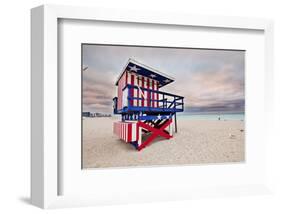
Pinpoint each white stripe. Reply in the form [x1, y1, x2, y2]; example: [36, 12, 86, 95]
[148, 79, 152, 107]
[122, 123, 125, 140]
[132, 123, 136, 141]
[144, 77, 148, 107]
[138, 126, 142, 146]
[124, 123, 127, 142]
[133, 75, 138, 106]
[127, 72, 131, 84]
[169, 122, 173, 136]
[153, 80, 157, 107]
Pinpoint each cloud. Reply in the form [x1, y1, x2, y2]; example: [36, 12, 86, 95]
[82, 67, 116, 113]
[82, 45, 245, 113]
[163, 63, 244, 112]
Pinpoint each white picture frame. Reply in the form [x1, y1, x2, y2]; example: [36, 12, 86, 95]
[31, 4, 274, 209]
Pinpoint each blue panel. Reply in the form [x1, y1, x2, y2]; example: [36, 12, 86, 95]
[127, 106, 183, 113]
[138, 115, 173, 120]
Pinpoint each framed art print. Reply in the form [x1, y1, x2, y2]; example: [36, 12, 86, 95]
[31, 5, 274, 208]
[81, 44, 245, 169]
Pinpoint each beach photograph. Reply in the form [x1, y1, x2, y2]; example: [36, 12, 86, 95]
[82, 44, 245, 169]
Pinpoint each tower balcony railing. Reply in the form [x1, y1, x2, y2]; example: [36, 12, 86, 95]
[114, 84, 184, 114]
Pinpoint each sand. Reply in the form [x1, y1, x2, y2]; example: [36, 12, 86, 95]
[82, 117, 244, 169]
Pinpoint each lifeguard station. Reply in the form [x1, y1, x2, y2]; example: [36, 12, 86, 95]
[113, 59, 184, 150]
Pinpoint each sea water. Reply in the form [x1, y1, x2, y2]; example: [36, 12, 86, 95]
[178, 112, 244, 121]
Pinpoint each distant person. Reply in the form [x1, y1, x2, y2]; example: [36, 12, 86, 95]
[218, 116, 221, 121]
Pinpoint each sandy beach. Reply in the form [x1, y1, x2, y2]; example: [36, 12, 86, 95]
[82, 117, 244, 169]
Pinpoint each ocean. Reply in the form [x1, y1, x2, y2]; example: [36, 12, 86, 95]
[178, 112, 244, 121]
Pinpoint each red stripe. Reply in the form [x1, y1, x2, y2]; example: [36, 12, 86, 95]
[127, 123, 129, 142]
[126, 123, 129, 142]
[130, 74, 134, 107]
[137, 76, 139, 107]
[142, 76, 144, 107]
[147, 79, 150, 107]
[128, 123, 132, 142]
[152, 80, 155, 108]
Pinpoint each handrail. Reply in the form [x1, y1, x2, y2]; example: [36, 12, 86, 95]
[124, 84, 184, 99]
[124, 84, 184, 111]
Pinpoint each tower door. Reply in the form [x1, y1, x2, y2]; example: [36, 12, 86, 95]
[122, 88, 128, 108]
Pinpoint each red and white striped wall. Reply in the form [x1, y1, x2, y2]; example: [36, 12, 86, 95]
[113, 121, 138, 143]
[117, 71, 159, 110]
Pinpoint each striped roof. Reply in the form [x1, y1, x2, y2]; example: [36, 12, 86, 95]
[115, 59, 174, 88]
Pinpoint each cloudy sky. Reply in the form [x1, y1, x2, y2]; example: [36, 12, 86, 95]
[82, 44, 245, 114]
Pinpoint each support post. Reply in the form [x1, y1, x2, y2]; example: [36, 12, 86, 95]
[138, 126, 142, 147]
[169, 119, 173, 136]
[174, 113, 178, 133]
